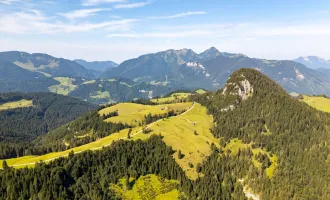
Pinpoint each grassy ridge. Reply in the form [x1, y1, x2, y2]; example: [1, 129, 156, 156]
[300, 95, 330, 113]
[0, 99, 33, 111]
[151, 92, 191, 103]
[1, 103, 217, 180]
[100, 102, 192, 126]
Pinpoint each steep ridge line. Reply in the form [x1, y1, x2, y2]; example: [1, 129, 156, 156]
[9, 102, 196, 167]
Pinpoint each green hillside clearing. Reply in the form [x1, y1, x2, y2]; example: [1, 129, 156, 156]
[300, 95, 330, 113]
[110, 174, 184, 200]
[151, 93, 191, 103]
[101, 102, 192, 126]
[49, 77, 77, 95]
[0, 99, 33, 111]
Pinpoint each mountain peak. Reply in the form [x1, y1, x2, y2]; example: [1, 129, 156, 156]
[294, 56, 330, 69]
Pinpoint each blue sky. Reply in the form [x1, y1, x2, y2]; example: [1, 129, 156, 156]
[0, 0, 330, 63]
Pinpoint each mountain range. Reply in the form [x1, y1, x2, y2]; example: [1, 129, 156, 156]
[1, 48, 330, 104]
[103, 47, 330, 96]
[294, 56, 330, 79]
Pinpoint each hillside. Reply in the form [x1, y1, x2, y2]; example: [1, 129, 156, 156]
[299, 95, 330, 113]
[0, 67, 329, 200]
[191, 68, 330, 199]
[102, 47, 330, 96]
[0, 61, 58, 93]
[69, 77, 173, 104]
[0, 93, 96, 159]
[0, 51, 94, 79]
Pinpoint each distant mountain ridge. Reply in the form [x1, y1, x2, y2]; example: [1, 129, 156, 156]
[0, 51, 94, 79]
[74, 59, 118, 72]
[102, 47, 330, 96]
[294, 56, 330, 69]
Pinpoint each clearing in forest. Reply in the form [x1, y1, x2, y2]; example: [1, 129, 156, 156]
[100, 102, 192, 126]
[1, 102, 217, 180]
[300, 95, 330, 113]
[110, 174, 185, 200]
[0, 99, 33, 111]
[151, 92, 191, 103]
[48, 77, 77, 95]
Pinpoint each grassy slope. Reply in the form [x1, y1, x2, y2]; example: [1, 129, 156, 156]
[101, 102, 192, 126]
[1, 103, 217, 180]
[300, 95, 330, 113]
[110, 174, 183, 200]
[48, 77, 77, 95]
[151, 93, 191, 103]
[0, 99, 33, 111]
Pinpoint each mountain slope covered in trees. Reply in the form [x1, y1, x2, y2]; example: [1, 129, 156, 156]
[0, 93, 96, 159]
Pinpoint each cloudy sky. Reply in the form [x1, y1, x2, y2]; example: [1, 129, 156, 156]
[0, 0, 330, 63]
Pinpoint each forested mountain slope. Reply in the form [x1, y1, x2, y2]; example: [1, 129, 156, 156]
[0, 61, 58, 93]
[0, 93, 96, 159]
[191, 68, 330, 199]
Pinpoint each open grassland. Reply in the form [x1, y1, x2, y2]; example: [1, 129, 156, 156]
[0, 99, 33, 111]
[48, 77, 77, 95]
[82, 80, 96, 85]
[110, 174, 184, 200]
[195, 89, 207, 94]
[1, 103, 217, 180]
[224, 138, 277, 178]
[90, 91, 111, 100]
[151, 93, 191, 104]
[300, 95, 330, 113]
[100, 102, 192, 126]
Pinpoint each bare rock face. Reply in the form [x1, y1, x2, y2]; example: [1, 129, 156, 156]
[220, 74, 254, 112]
[237, 78, 254, 100]
[222, 74, 254, 101]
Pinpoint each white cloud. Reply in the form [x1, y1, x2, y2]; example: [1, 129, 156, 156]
[150, 11, 206, 19]
[107, 30, 216, 38]
[82, 0, 126, 6]
[114, 1, 151, 9]
[0, 10, 138, 34]
[0, 0, 21, 4]
[58, 8, 112, 20]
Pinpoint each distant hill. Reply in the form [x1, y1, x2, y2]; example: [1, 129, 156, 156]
[294, 56, 330, 69]
[101, 47, 330, 96]
[0, 60, 58, 93]
[0, 92, 96, 159]
[0, 51, 94, 79]
[74, 59, 118, 72]
[70, 77, 173, 104]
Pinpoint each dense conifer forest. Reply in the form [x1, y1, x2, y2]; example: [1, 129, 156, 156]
[0, 93, 96, 159]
